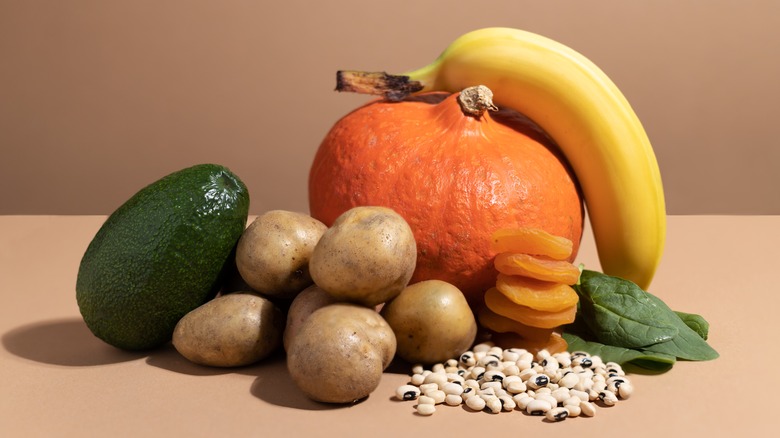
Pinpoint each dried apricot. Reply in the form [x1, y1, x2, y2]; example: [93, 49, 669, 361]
[490, 228, 573, 260]
[484, 288, 577, 329]
[494, 253, 581, 284]
[495, 274, 579, 312]
[490, 331, 569, 355]
[477, 306, 554, 341]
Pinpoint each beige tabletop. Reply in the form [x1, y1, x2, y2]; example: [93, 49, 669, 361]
[1, 215, 776, 437]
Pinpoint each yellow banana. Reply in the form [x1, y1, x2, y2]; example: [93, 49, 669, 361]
[337, 27, 666, 291]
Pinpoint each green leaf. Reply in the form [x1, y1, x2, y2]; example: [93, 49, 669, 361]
[675, 311, 710, 340]
[574, 270, 678, 348]
[562, 332, 676, 371]
[641, 295, 719, 361]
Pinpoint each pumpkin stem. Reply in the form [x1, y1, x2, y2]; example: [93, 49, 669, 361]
[335, 70, 424, 101]
[457, 85, 499, 118]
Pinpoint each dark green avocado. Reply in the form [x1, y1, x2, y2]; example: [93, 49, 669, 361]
[76, 164, 250, 350]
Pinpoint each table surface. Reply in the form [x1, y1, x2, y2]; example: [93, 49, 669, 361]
[1, 215, 776, 437]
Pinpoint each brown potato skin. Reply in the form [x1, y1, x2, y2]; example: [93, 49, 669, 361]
[287, 304, 396, 404]
[235, 210, 327, 300]
[172, 293, 283, 367]
[380, 280, 477, 365]
[309, 206, 416, 307]
[282, 284, 337, 352]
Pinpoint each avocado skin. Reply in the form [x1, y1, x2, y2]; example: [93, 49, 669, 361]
[76, 164, 250, 350]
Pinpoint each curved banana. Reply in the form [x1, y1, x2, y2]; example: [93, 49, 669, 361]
[337, 27, 666, 290]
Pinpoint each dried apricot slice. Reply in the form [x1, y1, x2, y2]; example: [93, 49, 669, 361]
[494, 253, 581, 285]
[490, 228, 573, 260]
[477, 306, 554, 341]
[495, 273, 579, 312]
[491, 331, 569, 355]
[484, 288, 577, 329]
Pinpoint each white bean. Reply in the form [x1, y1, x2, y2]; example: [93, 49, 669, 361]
[580, 401, 596, 417]
[466, 394, 487, 411]
[416, 403, 436, 416]
[445, 394, 463, 406]
[418, 395, 435, 405]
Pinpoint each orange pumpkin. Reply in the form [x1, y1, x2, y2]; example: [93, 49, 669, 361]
[308, 88, 584, 305]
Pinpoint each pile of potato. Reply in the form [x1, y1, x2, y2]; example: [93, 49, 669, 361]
[171, 206, 477, 404]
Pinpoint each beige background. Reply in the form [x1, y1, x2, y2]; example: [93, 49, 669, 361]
[1, 0, 779, 215]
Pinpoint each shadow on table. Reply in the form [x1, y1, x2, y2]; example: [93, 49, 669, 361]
[2, 317, 146, 366]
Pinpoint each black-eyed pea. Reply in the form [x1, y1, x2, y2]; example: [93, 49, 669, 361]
[460, 351, 476, 367]
[499, 395, 516, 411]
[446, 373, 465, 385]
[553, 352, 572, 368]
[464, 379, 480, 391]
[485, 396, 502, 414]
[461, 386, 475, 400]
[480, 381, 502, 393]
[617, 382, 634, 399]
[395, 384, 421, 401]
[526, 399, 553, 416]
[593, 380, 607, 393]
[598, 390, 619, 406]
[517, 359, 533, 371]
[545, 407, 569, 422]
[483, 370, 506, 383]
[411, 364, 424, 375]
[478, 387, 497, 399]
[470, 366, 486, 381]
[527, 373, 550, 390]
[572, 355, 593, 369]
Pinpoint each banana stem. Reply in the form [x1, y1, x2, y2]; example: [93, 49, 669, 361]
[335, 70, 424, 101]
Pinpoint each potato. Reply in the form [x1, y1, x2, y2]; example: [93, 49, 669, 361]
[235, 210, 327, 300]
[380, 280, 477, 365]
[309, 206, 416, 307]
[172, 293, 283, 367]
[282, 284, 337, 351]
[287, 304, 396, 404]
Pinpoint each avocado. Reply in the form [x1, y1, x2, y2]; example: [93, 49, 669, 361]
[76, 164, 250, 350]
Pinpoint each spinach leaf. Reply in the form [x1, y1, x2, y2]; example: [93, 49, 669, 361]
[573, 270, 719, 362]
[574, 270, 678, 348]
[641, 294, 719, 361]
[675, 311, 710, 340]
[562, 332, 676, 371]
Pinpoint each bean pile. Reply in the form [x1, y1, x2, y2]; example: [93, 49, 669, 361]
[394, 342, 633, 421]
